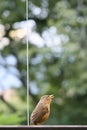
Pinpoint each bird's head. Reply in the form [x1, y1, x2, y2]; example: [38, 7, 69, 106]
[40, 94, 54, 104]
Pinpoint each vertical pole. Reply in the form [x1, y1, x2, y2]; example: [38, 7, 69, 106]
[26, 0, 29, 126]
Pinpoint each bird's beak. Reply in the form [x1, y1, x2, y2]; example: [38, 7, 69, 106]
[50, 95, 54, 99]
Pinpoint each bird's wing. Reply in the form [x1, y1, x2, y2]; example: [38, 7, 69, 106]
[30, 105, 48, 124]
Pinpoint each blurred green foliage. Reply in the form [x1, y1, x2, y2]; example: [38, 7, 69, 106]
[0, 0, 27, 125]
[0, 0, 87, 125]
[29, 0, 87, 125]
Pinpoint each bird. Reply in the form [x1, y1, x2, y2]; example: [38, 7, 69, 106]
[30, 94, 54, 125]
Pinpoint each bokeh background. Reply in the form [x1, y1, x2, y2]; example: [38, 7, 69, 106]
[0, 0, 27, 125]
[29, 0, 87, 125]
[0, 0, 87, 125]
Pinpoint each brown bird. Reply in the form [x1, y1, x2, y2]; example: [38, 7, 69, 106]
[30, 94, 54, 125]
